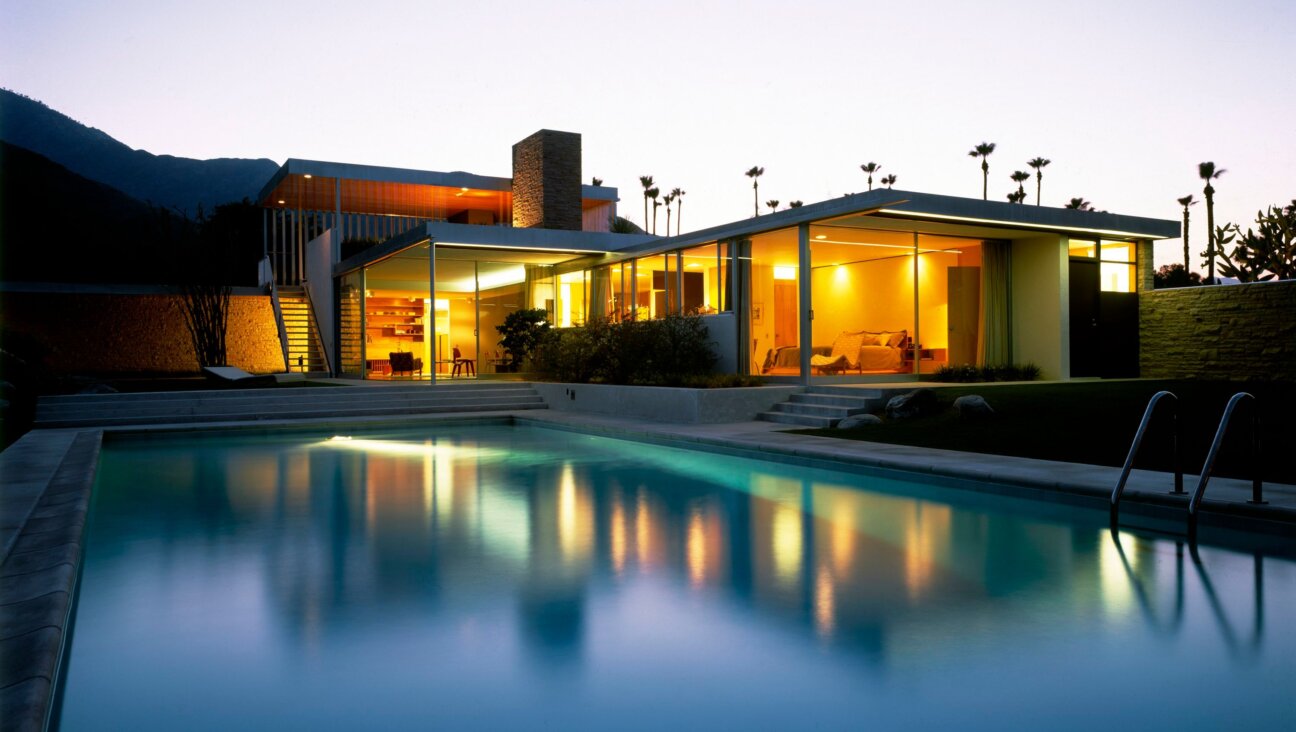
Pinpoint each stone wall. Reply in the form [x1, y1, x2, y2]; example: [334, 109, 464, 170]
[1140, 280, 1296, 380]
[1, 291, 285, 375]
[511, 129, 581, 230]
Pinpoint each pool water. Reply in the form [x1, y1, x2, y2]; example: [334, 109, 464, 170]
[60, 425, 1294, 730]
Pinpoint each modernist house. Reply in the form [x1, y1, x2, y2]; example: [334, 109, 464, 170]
[256, 130, 1178, 383]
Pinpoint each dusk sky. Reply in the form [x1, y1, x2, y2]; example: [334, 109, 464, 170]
[4, 0, 1293, 266]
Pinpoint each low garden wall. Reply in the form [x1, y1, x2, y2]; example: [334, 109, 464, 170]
[1, 287, 284, 375]
[531, 382, 803, 423]
[1140, 280, 1296, 381]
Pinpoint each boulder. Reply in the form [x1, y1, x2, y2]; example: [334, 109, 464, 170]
[837, 414, 883, 429]
[953, 394, 994, 420]
[884, 388, 940, 420]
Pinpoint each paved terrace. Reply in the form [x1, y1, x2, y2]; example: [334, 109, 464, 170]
[2, 388, 1293, 730]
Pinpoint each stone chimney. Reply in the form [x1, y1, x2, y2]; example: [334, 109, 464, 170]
[511, 129, 582, 230]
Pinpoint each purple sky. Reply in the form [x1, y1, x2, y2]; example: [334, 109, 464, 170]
[3, 0, 1293, 266]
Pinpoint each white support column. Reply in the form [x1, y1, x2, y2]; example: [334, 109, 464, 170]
[798, 223, 812, 385]
[913, 231, 921, 376]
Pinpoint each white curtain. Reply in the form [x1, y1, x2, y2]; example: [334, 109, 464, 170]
[589, 266, 609, 321]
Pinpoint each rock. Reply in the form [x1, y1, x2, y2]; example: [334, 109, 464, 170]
[885, 388, 940, 420]
[953, 394, 994, 420]
[837, 414, 882, 429]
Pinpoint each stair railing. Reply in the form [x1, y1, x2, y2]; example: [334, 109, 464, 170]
[264, 256, 291, 373]
[1110, 390, 1182, 523]
[301, 278, 333, 377]
[1188, 392, 1264, 533]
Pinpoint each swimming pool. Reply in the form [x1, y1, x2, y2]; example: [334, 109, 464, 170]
[59, 424, 1294, 730]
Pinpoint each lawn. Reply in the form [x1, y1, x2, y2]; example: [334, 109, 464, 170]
[795, 380, 1295, 485]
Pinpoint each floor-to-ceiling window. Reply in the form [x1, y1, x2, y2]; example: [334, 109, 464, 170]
[748, 228, 802, 377]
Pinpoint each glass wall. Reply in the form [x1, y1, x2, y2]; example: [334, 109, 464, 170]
[556, 270, 587, 327]
[477, 260, 527, 372]
[680, 242, 726, 315]
[917, 237, 982, 372]
[749, 228, 802, 376]
[338, 270, 364, 376]
[807, 228, 913, 375]
[363, 248, 431, 379]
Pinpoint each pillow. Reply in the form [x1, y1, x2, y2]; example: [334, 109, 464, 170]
[855, 330, 884, 347]
[885, 330, 907, 348]
[830, 331, 867, 366]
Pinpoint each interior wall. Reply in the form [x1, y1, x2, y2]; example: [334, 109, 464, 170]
[810, 256, 914, 345]
[1011, 234, 1068, 379]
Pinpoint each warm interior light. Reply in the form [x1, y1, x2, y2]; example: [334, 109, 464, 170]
[687, 263, 701, 268]
[774, 266, 797, 280]
[277, 199, 285, 205]
[815, 234, 827, 240]
[303, 174, 312, 179]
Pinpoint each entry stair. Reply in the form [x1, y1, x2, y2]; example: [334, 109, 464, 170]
[277, 286, 328, 376]
[34, 382, 545, 428]
[757, 386, 887, 428]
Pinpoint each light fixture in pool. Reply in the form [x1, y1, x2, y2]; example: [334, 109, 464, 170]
[315, 437, 506, 460]
[329, 435, 353, 441]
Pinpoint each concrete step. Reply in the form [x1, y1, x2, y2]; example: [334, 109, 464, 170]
[788, 393, 883, 409]
[770, 402, 870, 418]
[756, 411, 838, 428]
[805, 386, 887, 398]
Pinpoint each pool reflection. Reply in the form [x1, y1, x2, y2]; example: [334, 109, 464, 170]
[64, 426, 1293, 731]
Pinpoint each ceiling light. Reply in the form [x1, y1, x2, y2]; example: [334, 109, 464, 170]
[814, 234, 827, 240]
[303, 174, 312, 179]
[460, 187, 469, 192]
[277, 199, 285, 205]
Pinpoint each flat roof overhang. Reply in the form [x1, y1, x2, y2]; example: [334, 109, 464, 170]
[619, 189, 1180, 257]
[334, 221, 654, 277]
[257, 159, 619, 216]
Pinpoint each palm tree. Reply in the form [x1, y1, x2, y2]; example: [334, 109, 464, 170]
[968, 142, 996, 199]
[1176, 195, 1197, 270]
[1010, 170, 1030, 201]
[880, 174, 897, 189]
[788, 200, 804, 208]
[639, 176, 654, 231]
[670, 187, 684, 235]
[648, 187, 660, 235]
[1007, 190, 1027, 204]
[591, 177, 603, 186]
[663, 192, 675, 236]
[745, 166, 764, 216]
[1026, 157, 1050, 205]
[766, 199, 780, 213]
[1064, 197, 1092, 211]
[1198, 162, 1226, 283]
[860, 162, 881, 191]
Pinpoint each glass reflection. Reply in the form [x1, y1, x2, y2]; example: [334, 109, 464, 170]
[62, 426, 1295, 731]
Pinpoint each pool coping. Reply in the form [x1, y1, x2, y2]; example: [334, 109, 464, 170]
[1, 409, 1293, 730]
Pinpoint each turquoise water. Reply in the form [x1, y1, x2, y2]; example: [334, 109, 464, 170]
[60, 425, 1293, 730]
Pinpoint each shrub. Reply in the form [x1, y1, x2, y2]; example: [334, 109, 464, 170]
[1154, 263, 1202, 289]
[496, 308, 551, 370]
[930, 363, 1041, 383]
[534, 314, 721, 386]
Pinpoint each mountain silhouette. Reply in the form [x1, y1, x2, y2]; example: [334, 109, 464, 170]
[0, 88, 278, 215]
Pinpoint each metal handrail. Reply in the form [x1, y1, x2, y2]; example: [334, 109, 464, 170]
[301, 279, 333, 377]
[264, 257, 291, 373]
[1111, 390, 1182, 522]
[1188, 392, 1264, 531]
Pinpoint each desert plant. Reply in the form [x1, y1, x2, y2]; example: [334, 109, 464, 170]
[880, 173, 897, 189]
[495, 307, 550, 370]
[1010, 170, 1030, 201]
[663, 191, 675, 236]
[671, 187, 685, 235]
[533, 314, 717, 385]
[639, 175, 654, 231]
[745, 166, 764, 216]
[788, 200, 804, 208]
[1065, 197, 1093, 211]
[648, 187, 660, 234]
[609, 215, 642, 233]
[1007, 190, 1027, 204]
[1177, 194, 1197, 270]
[1027, 157, 1050, 205]
[860, 162, 881, 191]
[1199, 161, 1226, 283]
[968, 142, 996, 199]
[766, 199, 779, 213]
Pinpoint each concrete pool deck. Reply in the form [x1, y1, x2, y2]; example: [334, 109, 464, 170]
[1, 407, 1293, 730]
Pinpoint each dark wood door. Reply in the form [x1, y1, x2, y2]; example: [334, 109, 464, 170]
[1099, 292, 1139, 377]
[1069, 260, 1100, 377]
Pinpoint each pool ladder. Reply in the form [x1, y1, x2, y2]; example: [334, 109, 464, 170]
[1109, 391, 1264, 533]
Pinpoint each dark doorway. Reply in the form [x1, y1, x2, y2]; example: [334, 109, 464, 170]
[1069, 260, 1100, 376]
[1070, 259, 1139, 377]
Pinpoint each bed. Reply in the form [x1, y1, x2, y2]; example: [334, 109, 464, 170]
[762, 330, 908, 374]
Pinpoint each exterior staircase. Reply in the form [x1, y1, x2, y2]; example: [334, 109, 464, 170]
[757, 386, 887, 428]
[34, 382, 546, 428]
[277, 286, 328, 376]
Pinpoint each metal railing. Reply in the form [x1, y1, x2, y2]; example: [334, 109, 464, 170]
[1188, 392, 1265, 532]
[1111, 390, 1183, 523]
[301, 279, 333, 377]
